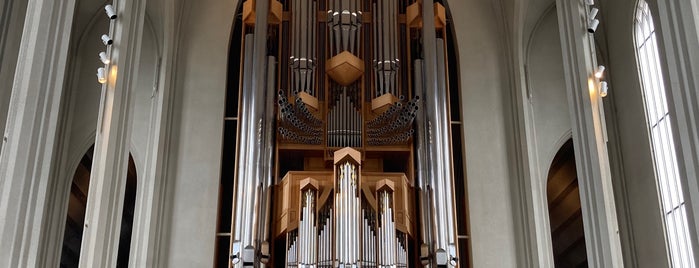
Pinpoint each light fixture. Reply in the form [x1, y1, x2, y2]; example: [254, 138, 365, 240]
[588, 19, 600, 33]
[97, 67, 107, 84]
[101, 34, 113, 45]
[105, 4, 117, 20]
[99, 52, 110, 64]
[585, 0, 595, 5]
[600, 81, 609, 97]
[595, 65, 606, 78]
[589, 7, 599, 20]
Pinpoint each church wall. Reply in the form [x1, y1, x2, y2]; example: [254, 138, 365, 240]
[526, 9, 571, 180]
[449, 0, 520, 266]
[601, 0, 670, 266]
[162, 0, 236, 266]
[64, 17, 110, 172]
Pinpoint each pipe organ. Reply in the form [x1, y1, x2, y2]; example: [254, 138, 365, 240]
[229, 0, 461, 266]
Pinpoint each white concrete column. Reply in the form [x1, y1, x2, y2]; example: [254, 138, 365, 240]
[77, 0, 146, 267]
[128, 3, 178, 267]
[0, 0, 76, 267]
[555, 0, 624, 267]
[652, 0, 699, 264]
[0, 0, 29, 147]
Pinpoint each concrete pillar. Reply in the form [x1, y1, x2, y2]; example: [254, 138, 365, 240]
[77, 0, 146, 266]
[555, 0, 624, 266]
[0, 0, 29, 149]
[652, 0, 699, 264]
[0, 0, 76, 267]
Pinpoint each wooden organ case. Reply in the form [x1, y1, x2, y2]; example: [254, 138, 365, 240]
[228, 0, 461, 267]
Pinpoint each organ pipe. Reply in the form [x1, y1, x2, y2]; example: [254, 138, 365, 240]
[335, 160, 360, 266]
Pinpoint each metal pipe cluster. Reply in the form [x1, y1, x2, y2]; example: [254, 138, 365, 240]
[327, 0, 362, 56]
[368, 129, 414, 146]
[361, 207, 377, 267]
[298, 190, 318, 267]
[233, 29, 276, 265]
[396, 232, 409, 267]
[372, 0, 401, 98]
[366, 96, 420, 145]
[318, 204, 334, 267]
[286, 231, 298, 266]
[378, 190, 397, 268]
[414, 37, 459, 265]
[290, 0, 318, 97]
[279, 127, 322, 145]
[277, 91, 323, 144]
[327, 88, 362, 148]
[335, 162, 360, 266]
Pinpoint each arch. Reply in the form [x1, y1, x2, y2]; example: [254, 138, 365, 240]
[546, 139, 587, 267]
[59, 146, 139, 268]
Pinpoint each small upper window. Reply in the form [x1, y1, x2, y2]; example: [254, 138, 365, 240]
[634, 1, 696, 267]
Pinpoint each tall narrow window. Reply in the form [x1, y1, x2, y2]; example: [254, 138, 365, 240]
[635, 1, 696, 267]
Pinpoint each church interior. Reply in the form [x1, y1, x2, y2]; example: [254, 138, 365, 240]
[1, 0, 698, 267]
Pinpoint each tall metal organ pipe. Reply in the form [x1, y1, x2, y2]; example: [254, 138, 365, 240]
[334, 162, 360, 266]
[298, 190, 317, 267]
[232, 0, 271, 263]
[418, 0, 459, 265]
[257, 56, 277, 266]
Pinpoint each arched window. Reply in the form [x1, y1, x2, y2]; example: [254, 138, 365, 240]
[634, 1, 696, 267]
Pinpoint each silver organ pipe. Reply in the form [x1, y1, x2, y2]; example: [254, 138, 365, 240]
[258, 55, 277, 266]
[334, 161, 360, 266]
[372, 0, 400, 98]
[233, 33, 264, 265]
[377, 190, 398, 268]
[290, 0, 317, 96]
[298, 189, 317, 267]
[417, 0, 460, 263]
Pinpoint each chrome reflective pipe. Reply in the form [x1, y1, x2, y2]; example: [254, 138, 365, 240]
[258, 56, 276, 256]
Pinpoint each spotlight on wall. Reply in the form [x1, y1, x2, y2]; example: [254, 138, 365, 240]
[97, 67, 107, 84]
[101, 34, 113, 45]
[99, 52, 110, 64]
[105, 4, 117, 20]
[595, 65, 606, 78]
[589, 7, 599, 20]
[588, 19, 600, 33]
[600, 81, 609, 97]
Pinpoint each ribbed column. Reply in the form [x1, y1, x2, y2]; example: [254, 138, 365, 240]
[78, 0, 146, 267]
[555, 0, 624, 266]
[653, 1, 699, 264]
[0, 0, 76, 267]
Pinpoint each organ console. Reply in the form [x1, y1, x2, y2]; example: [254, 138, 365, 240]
[229, 0, 460, 266]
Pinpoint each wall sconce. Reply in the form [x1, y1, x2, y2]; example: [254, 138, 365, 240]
[97, 67, 107, 84]
[587, 7, 599, 33]
[600, 81, 608, 97]
[105, 4, 117, 20]
[99, 52, 110, 64]
[594, 65, 606, 78]
[101, 34, 113, 46]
